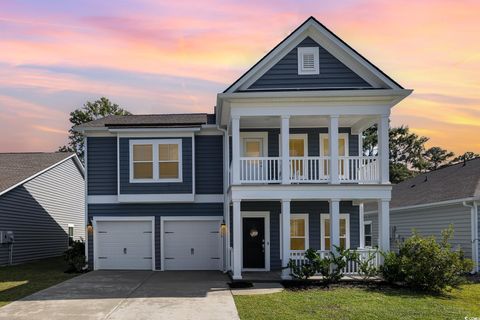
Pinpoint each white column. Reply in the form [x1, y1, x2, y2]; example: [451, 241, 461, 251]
[329, 199, 340, 252]
[281, 115, 290, 184]
[359, 202, 365, 248]
[378, 115, 390, 184]
[358, 131, 364, 156]
[231, 116, 241, 184]
[378, 199, 390, 252]
[232, 200, 242, 280]
[281, 199, 291, 279]
[328, 115, 339, 184]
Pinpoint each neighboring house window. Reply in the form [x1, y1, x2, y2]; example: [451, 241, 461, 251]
[280, 213, 309, 257]
[364, 221, 372, 247]
[130, 139, 182, 182]
[321, 214, 350, 250]
[297, 47, 320, 75]
[68, 224, 74, 246]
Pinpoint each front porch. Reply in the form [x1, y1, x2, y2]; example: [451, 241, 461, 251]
[224, 195, 390, 280]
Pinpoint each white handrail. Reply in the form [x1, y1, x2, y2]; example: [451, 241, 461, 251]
[240, 157, 281, 183]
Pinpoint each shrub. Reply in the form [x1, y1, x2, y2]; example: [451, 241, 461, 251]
[288, 248, 320, 280]
[381, 227, 473, 292]
[64, 240, 86, 273]
[356, 249, 380, 280]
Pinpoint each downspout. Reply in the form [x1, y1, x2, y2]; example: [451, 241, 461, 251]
[463, 201, 479, 273]
[218, 124, 230, 273]
[84, 135, 89, 268]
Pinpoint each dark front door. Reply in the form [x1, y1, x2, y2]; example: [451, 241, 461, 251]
[242, 217, 265, 269]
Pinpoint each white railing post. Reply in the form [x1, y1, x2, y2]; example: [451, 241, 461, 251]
[232, 200, 242, 280]
[378, 115, 390, 184]
[231, 116, 241, 185]
[329, 116, 339, 184]
[281, 199, 291, 279]
[378, 199, 390, 253]
[281, 115, 290, 185]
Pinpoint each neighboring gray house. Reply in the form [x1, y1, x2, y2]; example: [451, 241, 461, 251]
[75, 17, 412, 279]
[365, 158, 480, 272]
[0, 152, 85, 266]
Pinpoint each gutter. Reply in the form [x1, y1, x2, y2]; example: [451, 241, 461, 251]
[217, 124, 230, 273]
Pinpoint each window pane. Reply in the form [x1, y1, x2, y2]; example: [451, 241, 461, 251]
[68, 227, 74, 237]
[289, 139, 305, 157]
[324, 237, 330, 250]
[159, 144, 179, 161]
[245, 140, 261, 157]
[159, 162, 179, 179]
[324, 219, 330, 237]
[340, 219, 346, 236]
[322, 137, 346, 156]
[133, 145, 152, 161]
[134, 162, 153, 179]
[290, 219, 305, 237]
[339, 138, 346, 156]
[365, 235, 372, 247]
[323, 138, 329, 156]
[291, 238, 305, 250]
[340, 238, 346, 249]
[364, 224, 371, 235]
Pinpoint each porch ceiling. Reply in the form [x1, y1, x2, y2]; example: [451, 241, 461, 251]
[239, 115, 376, 129]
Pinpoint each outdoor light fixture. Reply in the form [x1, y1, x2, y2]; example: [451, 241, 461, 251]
[87, 221, 93, 234]
[220, 221, 227, 236]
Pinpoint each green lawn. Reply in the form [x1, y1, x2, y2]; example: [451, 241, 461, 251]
[0, 257, 79, 308]
[234, 284, 480, 320]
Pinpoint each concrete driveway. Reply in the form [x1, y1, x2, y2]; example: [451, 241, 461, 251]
[0, 271, 240, 320]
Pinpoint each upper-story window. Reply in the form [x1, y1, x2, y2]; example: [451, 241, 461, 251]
[297, 47, 319, 75]
[130, 139, 182, 183]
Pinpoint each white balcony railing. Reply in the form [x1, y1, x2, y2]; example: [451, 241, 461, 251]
[237, 156, 379, 184]
[289, 248, 380, 276]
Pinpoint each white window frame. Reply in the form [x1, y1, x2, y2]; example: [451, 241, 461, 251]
[320, 213, 350, 251]
[278, 133, 308, 156]
[280, 213, 309, 259]
[364, 220, 373, 248]
[297, 47, 320, 75]
[240, 132, 268, 157]
[129, 139, 183, 183]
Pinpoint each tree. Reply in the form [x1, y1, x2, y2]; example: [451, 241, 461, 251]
[450, 151, 480, 164]
[59, 97, 131, 162]
[420, 147, 454, 171]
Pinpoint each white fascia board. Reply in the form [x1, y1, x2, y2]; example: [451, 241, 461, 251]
[87, 194, 224, 204]
[117, 194, 194, 203]
[109, 128, 200, 133]
[364, 197, 480, 214]
[0, 154, 80, 197]
[229, 184, 392, 201]
[116, 131, 195, 138]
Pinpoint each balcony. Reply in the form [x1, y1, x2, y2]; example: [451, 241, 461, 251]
[235, 156, 379, 184]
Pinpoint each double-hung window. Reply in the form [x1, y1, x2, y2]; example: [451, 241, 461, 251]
[321, 213, 350, 250]
[280, 213, 309, 258]
[130, 139, 182, 182]
[364, 221, 372, 247]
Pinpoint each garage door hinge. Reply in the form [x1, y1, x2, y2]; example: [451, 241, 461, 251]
[143, 231, 152, 234]
[143, 257, 152, 259]
[210, 231, 219, 234]
[98, 257, 108, 259]
[98, 231, 107, 234]
[164, 232, 174, 234]
[211, 257, 220, 260]
[165, 257, 175, 260]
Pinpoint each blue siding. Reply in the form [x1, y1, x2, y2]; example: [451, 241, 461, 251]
[195, 135, 223, 194]
[87, 137, 117, 195]
[119, 137, 193, 194]
[88, 203, 223, 270]
[239, 201, 359, 270]
[248, 37, 372, 91]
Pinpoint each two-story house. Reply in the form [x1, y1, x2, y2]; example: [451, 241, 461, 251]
[75, 17, 412, 279]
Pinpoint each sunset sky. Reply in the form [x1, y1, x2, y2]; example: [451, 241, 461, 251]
[0, 0, 479, 154]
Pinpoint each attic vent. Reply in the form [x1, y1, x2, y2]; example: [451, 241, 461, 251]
[298, 47, 319, 75]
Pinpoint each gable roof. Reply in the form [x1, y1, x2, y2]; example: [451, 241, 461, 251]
[224, 16, 404, 93]
[0, 152, 83, 196]
[74, 113, 215, 131]
[367, 158, 480, 212]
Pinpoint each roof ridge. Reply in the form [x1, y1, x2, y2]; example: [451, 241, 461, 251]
[0, 151, 72, 155]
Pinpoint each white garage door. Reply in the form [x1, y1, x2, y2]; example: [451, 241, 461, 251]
[96, 220, 153, 270]
[163, 220, 221, 270]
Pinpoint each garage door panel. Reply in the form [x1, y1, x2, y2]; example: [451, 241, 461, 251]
[96, 220, 153, 270]
[164, 220, 220, 270]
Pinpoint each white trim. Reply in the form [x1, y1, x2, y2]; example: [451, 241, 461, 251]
[0, 153, 84, 197]
[364, 197, 480, 214]
[194, 194, 224, 203]
[160, 216, 223, 271]
[129, 139, 183, 183]
[279, 213, 309, 259]
[92, 216, 155, 271]
[240, 132, 268, 157]
[110, 128, 200, 133]
[117, 194, 194, 203]
[298, 47, 319, 75]
[241, 211, 270, 271]
[117, 131, 196, 138]
[320, 213, 350, 251]
[88, 195, 118, 204]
